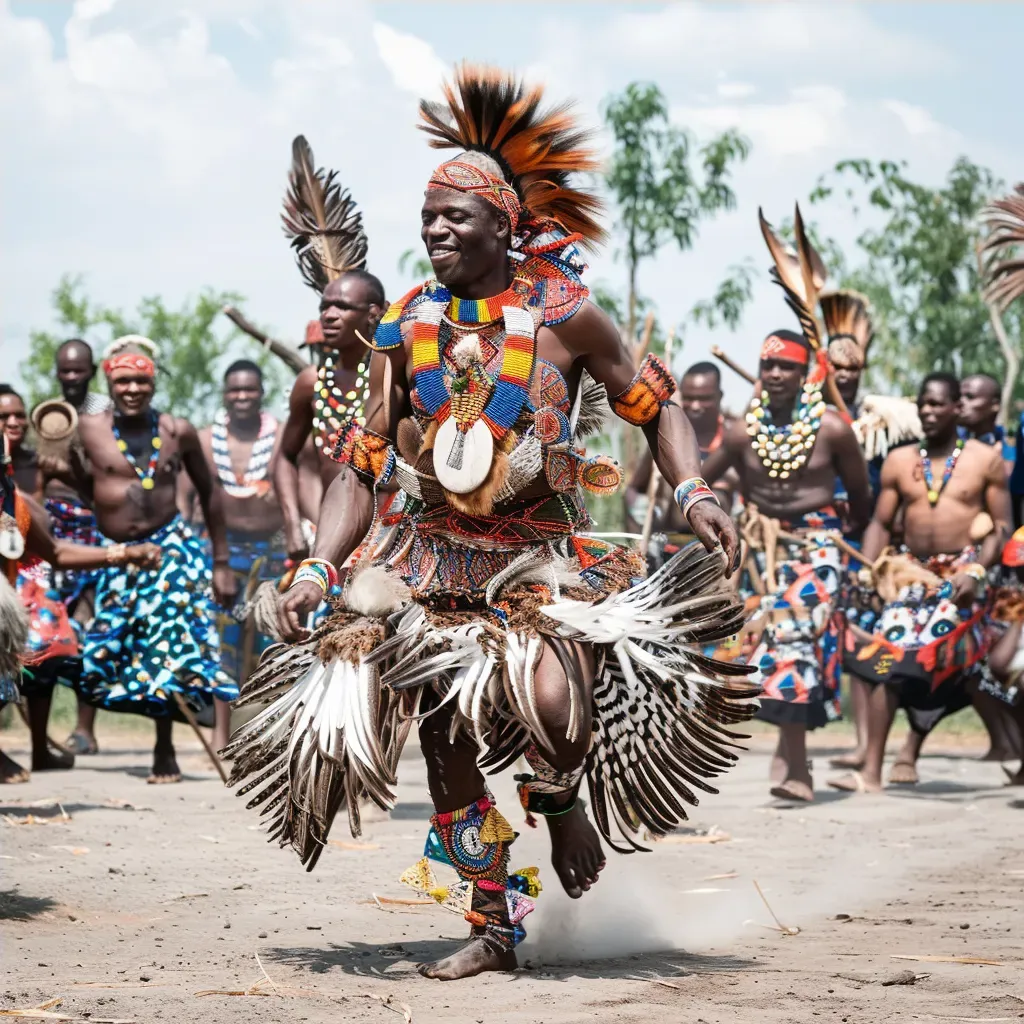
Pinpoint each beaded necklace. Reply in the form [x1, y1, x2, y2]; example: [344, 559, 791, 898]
[211, 410, 277, 497]
[410, 282, 535, 442]
[312, 353, 369, 450]
[112, 410, 161, 490]
[744, 384, 825, 479]
[919, 436, 964, 506]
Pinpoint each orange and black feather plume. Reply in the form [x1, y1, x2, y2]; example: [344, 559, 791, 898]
[981, 183, 1024, 311]
[418, 64, 606, 246]
[282, 135, 367, 293]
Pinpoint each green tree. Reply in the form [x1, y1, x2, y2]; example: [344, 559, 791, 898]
[603, 82, 751, 345]
[20, 275, 290, 421]
[808, 157, 1022, 398]
[398, 247, 433, 283]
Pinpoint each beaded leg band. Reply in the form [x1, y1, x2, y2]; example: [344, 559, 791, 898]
[399, 795, 540, 951]
[515, 743, 586, 827]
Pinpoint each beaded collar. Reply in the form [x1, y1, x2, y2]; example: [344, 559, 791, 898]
[211, 410, 277, 498]
[744, 384, 825, 479]
[312, 353, 369, 450]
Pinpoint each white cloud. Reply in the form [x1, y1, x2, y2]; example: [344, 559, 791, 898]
[882, 98, 961, 141]
[717, 81, 756, 101]
[372, 21, 446, 100]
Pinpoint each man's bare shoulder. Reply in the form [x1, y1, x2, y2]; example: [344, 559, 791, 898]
[546, 300, 618, 355]
[821, 407, 855, 436]
[962, 437, 1005, 473]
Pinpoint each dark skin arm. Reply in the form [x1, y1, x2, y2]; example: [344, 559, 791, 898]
[177, 418, 235, 607]
[557, 303, 739, 571]
[274, 366, 318, 562]
[277, 347, 409, 641]
[38, 445, 94, 503]
[826, 411, 873, 534]
[23, 492, 160, 570]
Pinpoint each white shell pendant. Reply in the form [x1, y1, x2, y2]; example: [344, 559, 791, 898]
[433, 417, 493, 494]
[0, 523, 24, 561]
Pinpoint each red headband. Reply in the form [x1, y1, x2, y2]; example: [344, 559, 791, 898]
[427, 160, 521, 230]
[104, 353, 155, 379]
[760, 334, 809, 366]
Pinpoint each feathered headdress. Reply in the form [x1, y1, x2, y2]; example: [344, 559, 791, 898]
[281, 135, 368, 293]
[820, 289, 874, 368]
[418, 64, 606, 246]
[980, 182, 1024, 310]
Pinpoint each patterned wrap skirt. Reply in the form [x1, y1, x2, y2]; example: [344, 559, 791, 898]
[78, 516, 237, 719]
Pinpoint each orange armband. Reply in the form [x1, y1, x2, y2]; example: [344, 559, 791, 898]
[611, 354, 676, 426]
[326, 422, 395, 486]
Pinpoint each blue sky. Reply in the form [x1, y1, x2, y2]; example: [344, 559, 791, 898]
[3, 1, 1022, 408]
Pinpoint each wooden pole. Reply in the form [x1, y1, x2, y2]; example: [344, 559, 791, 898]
[222, 305, 308, 374]
[633, 312, 657, 369]
[711, 345, 757, 386]
[172, 691, 229, 785]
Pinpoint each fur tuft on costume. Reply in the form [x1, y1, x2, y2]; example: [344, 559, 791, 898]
[820, 289, 874, 367]
[419, 64, 606, 246]
[345, 565, 411, 618]
[282, 135, 368, 293]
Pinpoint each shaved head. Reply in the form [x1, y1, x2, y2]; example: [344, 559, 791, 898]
[961, 373, 999, 399]
[959, 373, 1001, 435]
[55, 338, 97, 406]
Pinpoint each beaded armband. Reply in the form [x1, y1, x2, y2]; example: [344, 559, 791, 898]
[327, 422, 395, 486]
[673, 477, 719, 524]
[611, 354, 677, 426]
[289, 557, 339, 596]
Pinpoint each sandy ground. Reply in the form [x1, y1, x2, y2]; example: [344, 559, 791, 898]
[2, 725, 1023, 1024]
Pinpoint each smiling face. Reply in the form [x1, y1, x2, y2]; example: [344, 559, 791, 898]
[0, 393, 28, 452]
[108, 371, 155, 418]
[917, 380, 959, 442]
[420, 188, 509, 294]
[224, 368, 263, 422]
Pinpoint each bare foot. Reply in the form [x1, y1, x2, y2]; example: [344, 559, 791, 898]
[769, 779, 814, 803]
[32, 743, 75, 772]
[828, 750, 866, 770]
[887, 761, 919, 785]
[0, 750, 30, 784]
[418, 935, 516, 980]
[827, 771, 882, 794]
[148, 747, 181, 784]
[547, 801, 606, 898]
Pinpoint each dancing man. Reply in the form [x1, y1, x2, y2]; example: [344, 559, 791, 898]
[273, 136, 387, 564]
[832, 373, 1010, 792]
[180, 360, 283, 749]
[56, 336, 237, 782]
[228, 66, 754, 980]
[702, 211, 872, 802]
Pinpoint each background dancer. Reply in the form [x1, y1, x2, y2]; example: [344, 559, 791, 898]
[625, 360, 737, 564]
[41, 340, 113, 755]
[180, 360, 284, 746]
[54, 336, 237, 782]
[231, 66, 751, 982]
[704, 326, 871, 801]
[833, 373, 1010, 792]
[273, 136, 387, 563]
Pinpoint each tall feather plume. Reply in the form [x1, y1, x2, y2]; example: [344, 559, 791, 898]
[282, 135, 367, 294]
[980, 183, 1024, 310]
[418, 63, 606, 245]
[758, 205, 825, 350]
[819, 289, 874, 360]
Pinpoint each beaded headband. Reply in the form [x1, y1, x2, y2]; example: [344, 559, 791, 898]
[760, 333, 809, 366]
[427, 160, 521, 230]
[104, 353, 156, 379]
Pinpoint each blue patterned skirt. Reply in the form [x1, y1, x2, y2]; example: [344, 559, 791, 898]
[78, 516, 237, 719]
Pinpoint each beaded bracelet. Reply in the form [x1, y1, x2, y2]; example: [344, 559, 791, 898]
[289, 557, 339, 596]
[673, 476, 719, 524]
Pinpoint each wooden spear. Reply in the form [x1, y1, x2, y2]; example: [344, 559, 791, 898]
[222, 305, 308, 375]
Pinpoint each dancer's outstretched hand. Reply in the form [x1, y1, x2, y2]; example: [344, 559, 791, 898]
[213, 564, 238, 609]
[688, 501, 741, 577]
[277, 580, 322, 642]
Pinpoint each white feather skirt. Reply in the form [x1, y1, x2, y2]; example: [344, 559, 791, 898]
[226, 522, 757, 868]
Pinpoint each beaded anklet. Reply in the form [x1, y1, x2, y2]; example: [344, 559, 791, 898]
[515, 743, 585, 827]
